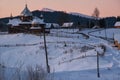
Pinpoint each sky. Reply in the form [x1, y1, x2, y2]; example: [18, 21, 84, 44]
[0, 0, 120, 18]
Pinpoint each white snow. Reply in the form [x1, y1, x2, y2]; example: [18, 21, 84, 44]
[69, 12, 97, 19]
[46, 23, 60, 28]
[8, 18, 21, 26]
[52, 23, 60, 28]
[20, 4, 32, 16]
[114, 34, 120, 43]
[19, 21, 32, 24]
[114, 21, 120, 26]
[32, 16, 44, 24]
[30, 27, 41, 29]
[62, 22, 73, 27]
[41, 8, 55, 12]
[0, 28, 120, 80]
[40, 8, 98, 19]
[88, 28, 120, 38]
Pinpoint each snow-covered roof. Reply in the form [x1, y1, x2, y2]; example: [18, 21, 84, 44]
[52, 23, 60, 28]
[62, 22, 73, 27]
[46, 23, 51, 28]
[41, 8, 55, 12]
[114, 34, 120, 43]
[92, 25, 100, 29]
[0, 31, 120, 80]
[32, 17, 45, 24]
[30, 27, 41, 29]
[114, 21, 120, 26]
[69, 12, 100, 19]
[8, 16, 45, 26]
[40, 14, 43, 19]
[20, 4, 32, 16]
[19, 21, 32, 24]
[8, 18, 21, 26]
[46, 23, 60, 28]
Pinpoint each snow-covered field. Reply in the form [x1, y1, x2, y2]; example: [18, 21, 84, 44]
[0, 28, 120, 80]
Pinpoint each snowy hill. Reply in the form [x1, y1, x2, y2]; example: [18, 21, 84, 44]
[41, 8, 55, 12]
[0, 28, 120, 80]
[69, 12, 95, 19]
[41, 8, 95, 19]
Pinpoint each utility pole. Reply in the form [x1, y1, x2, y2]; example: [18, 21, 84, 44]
[88, 20, 91, 28]
[97, 51, 100, 78]
[105, 20, 107, 40]
[43, 26, 50, 73]
[105, 26, 107, 40]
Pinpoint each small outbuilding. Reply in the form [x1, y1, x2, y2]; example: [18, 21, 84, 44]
[114, 21, 120, 28]
[62, 22, 73, 28]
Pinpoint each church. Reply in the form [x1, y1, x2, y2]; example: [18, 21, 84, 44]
[8, 4, 50, 34]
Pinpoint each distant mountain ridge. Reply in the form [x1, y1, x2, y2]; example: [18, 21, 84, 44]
[40, 8, 94, 19]
[41, 8, 55, 12]
[32, 9, 95, 27]
[0, 8, 117, 32]
[69, 12, 95, 19]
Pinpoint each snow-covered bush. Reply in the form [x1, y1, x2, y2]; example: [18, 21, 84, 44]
[97, 44, 106, 56]
[63, 50, 68, 54]
[80, 46, 94, 52]
[64, 42, 67, 47]
[26, 65, 47, 80]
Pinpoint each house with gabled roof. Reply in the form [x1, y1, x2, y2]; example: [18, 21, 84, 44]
[8, 4, 50, 34]
[114, 21, 120, 28]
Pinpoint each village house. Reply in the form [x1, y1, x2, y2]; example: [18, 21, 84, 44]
[114, 21, 120, 28]
[8, 4, 50, 34]
[46, 23, 60, 29]
[62, 22, 73, 28]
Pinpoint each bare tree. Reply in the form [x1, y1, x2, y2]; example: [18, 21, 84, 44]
[92, 7, 100, 28]
[92, 7, 100, 18]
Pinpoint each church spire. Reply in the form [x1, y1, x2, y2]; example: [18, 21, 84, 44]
[20, 4, 32, 16]
[10, 13, 13, 19]
[25, 4, 27, 8]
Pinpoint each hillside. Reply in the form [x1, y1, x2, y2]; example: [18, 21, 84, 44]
[0, 28, 120, 80]
[0, 9, 117, 32]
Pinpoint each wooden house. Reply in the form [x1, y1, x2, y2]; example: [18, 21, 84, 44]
[62, 22, 73, 28]
[8, 4, 50, 34]
[114, 21, 120, 28]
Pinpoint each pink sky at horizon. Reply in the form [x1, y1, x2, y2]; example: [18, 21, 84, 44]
[0, 0, 120, 18]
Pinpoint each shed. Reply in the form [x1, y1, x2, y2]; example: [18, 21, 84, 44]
[114, 21, 120, 28]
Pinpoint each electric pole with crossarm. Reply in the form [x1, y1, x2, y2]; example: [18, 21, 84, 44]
[42, 26, 50, 73]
